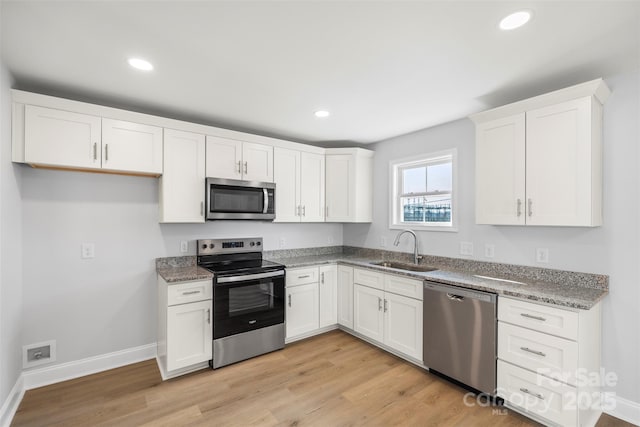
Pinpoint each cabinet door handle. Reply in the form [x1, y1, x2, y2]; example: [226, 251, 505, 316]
[520, 313, 546, 322]
[105, 144, 109, 161]
[207, 309, 211, 324]
[302, 206, 306, 217]
[384, 299, 388, 312]
[325, 206, 329, 217]
[519, 388, 544, 400]
[378, 297, 382, 311]
[237, 161, 242, 174]
[93, 143, 97, 161]
[296, 205, 301, 216]
[520, 347, 546, 357]
[200, 201, 204, 216]
[182, 290, 200, 295]
[516, 198, 522, 217]
[288, 294, 292, 307]
[321, 272, 325, 284]
[528, 198, 533, 217]
[244, 161, 248, 174]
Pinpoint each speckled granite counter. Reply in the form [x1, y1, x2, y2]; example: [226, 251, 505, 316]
[156, 247, 608, 309]
[266, 247, 608, 310]
[155, 256, 213, 283]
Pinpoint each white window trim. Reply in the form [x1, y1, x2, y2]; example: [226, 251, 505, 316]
[388, 148, 458, 232]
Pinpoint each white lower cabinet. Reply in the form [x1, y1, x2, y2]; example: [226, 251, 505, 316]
[157, 277, 212, 379]
[352, 268, 423, 361]
[337, 265, 354, 329]
[497, 296, 602, 427]
[319, 265, 338, 327]
[286, 282, 319, 338]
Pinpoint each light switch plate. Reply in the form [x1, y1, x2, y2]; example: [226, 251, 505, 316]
[460, 241, 474, 256]
[380, 236, 387, 247]
[81, 243, 95, 259]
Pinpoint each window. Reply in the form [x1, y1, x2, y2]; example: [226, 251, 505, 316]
[389, 149, 457, 230]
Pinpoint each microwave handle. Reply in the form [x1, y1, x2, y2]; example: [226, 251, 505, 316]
[263, 188, 269, 214]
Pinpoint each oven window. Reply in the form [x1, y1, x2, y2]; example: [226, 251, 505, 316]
[228, 283, 274, 316]
[210, 186, 264, 213]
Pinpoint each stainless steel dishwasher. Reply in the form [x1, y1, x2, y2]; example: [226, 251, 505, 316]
[423, 281, 497, 395]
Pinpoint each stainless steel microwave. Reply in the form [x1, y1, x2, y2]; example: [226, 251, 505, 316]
[205, 178, 275, 220]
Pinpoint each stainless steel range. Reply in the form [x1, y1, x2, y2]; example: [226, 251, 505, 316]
[197, 238, 285, 369]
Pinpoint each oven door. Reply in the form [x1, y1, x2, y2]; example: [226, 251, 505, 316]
[213, 270, 285, 339]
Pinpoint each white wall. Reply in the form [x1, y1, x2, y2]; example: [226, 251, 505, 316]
[344, 71, 640, 404]
[0, 48, 24, 412]
[20, 167, 342, 365]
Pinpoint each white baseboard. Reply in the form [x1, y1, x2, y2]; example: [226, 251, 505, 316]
[0, 375, 25, 427]
[606, 395, 640, 426]
[22, 343, 157, 390]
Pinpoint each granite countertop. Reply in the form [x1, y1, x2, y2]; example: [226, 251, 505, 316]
[157, 266, 213, 283]
[273, 254, 607, 310]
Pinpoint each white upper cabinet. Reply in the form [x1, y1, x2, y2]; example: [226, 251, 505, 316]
[24, 105, 102, 170]
[101, 118, 163, 174]
[160, 129, 206, 223]
[206, 136, 273, 182]
[325, 148, 373, 223]
[471, 79, 609, 227]
[23, 105, 163, 175]
[274, 147, 325, 222]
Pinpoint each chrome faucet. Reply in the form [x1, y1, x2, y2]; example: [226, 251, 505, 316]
[393, 229, 422, 265]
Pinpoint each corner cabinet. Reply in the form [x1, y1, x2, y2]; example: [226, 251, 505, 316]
[274, 147, 325, 222]
[325, 148, 373, 223]
[471, 79, 610, 227]
[159, 129, 206, 223]
[157, 277, 212, 379]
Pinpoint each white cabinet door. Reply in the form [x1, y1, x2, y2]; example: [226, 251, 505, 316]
[205, 135, 242, 180]
[319, 265, 338, 328]
[166, 300, 212, 371]
[24, 105, 101, 169]
[526, 97, 594, 226]
[286, 282, 319, 339]
[160, 129, 206, 223]
[475, 113, 526, 225]
[243, 141, 273, 182]
[337, 265, 354, 329]
[325, 154, 353, 222]
[353, 284, 384, 343]
[273, 147, 300, 222]
[300, 152, 325, 222]
[384, 292, 422, 360]
[101, 118, 162, 174]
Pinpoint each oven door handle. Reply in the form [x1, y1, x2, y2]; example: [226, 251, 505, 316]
[217, 270, 285, 284]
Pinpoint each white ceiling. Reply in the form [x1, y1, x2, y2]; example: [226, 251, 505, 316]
[1, 1, 639, 145]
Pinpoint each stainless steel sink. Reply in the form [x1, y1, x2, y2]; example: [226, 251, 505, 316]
[370, 261, 438, 272]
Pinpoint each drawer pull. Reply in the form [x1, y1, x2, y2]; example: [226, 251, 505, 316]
[520, 313, 546, 321]
[520, 347, 546, 357]
[288, 294, 292, 307]
[321, 272, 325, 284]
[298, 275, 311, 279]
[207, 309, 211, 324]
[378, 297, 383, 311]
[182, 290, 200, 296]
[519, 387, 544, 400]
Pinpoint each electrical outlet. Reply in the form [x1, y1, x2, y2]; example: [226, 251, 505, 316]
[23, 340, 56, 368]
[485, 244, 495, 258]
[536, 248, 549, 263]
[327, 235, 334, 245]
[180, 241, 188, 253]
[81, 243, 95, 259]
[380, 236, 387, 247]
[279, 237, 286, 248]
[460, 242, 474, 256]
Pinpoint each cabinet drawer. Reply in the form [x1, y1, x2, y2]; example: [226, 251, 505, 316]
[498, 322, 578, 386]
[354, 268, 384, 290]
[168, 280, 212, 306]
[498, 296, 578, 340]
[497, 360, 577, 427]
[287, 267, 319, 287]
[384, 275, 422, 300]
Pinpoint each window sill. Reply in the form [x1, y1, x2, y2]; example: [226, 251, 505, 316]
[389, 223, 458, 233]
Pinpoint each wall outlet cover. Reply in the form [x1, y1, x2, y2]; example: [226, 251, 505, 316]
[460, 241, 474, 256]
[279, 237, 286, 248]
[536, 248, 549, 263]
[380, 236, 387, 247]
[23, 340, 56, 369]
[180, 240, 188, 253]
[81, 243, 95, 259]
[484, 244, 495, 258]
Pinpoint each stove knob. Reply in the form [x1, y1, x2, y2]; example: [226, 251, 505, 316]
[250, 242, 255, 247]
[201, 244, 208, 250]
[256, 241, 261, 246]
[209, 243, 215, 249]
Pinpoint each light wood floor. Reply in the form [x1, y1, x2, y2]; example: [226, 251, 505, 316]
[12, 330, 632, 426]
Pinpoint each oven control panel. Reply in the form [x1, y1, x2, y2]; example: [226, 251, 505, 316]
[197, 238, 263, 255]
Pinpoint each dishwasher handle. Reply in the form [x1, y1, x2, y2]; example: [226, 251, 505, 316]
[424, 281, 496, 303]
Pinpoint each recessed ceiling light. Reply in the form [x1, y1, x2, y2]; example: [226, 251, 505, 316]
[499, 10, 531, 30]
[128, 57, 154, 71]
[314, 110, 330, 118]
